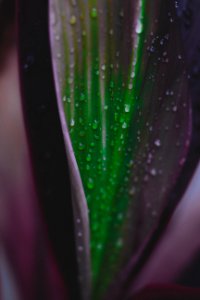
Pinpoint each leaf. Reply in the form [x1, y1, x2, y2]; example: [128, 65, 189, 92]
[125, 162, 200, 299]
[0, 9, 68, 299]
[133, 284, 200, 300]
[17, 0, 80, 298]
[49, 0, 191, 299]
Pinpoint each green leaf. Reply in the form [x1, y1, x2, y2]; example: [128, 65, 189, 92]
[49, 1, 191, 299]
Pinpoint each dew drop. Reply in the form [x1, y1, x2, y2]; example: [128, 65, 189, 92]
[79, 143, 85, 151]
[90, 142, 95, 148]
[70, 119, 75, 127]
[131, 71, 135, 79]
[154, 139, 161, 147]
[91, 8, 97, 19]
[150, 168, 157, 176]
[119, 10, 124, 18]
[87, 178, 94, 189]
[101, 64, 106, 71]
[86, 153, 92, 162]
[129, 186, 136, 196]
[128, 83, 133, 90]
[117, 213, 123, 220]
[68, 77, 73, 84]
[179, 158, 186, 166]
[116, 238, 123, 248]
[135, 19, 143, 34]
[78, 246, 84, 252]
[92, 120, 98, 130]
[166, 89, 174, 96]
[125, 104, 131, 113]
[70, 15, 77, 25]
[80, 93, 85, 102]
[97, 244, 103, 250]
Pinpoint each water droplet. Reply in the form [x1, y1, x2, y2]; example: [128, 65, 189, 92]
[86, 153, 92, 162]
[87, 178, 94, 189]
[92, 120, 98, 130]
[78, 246, 84, 252]
[125, 104, 130, 113]
[91, 8, 97, 19]
[147, 153, 153, 164]
[70, 119, 75, 127]
[131, 71, 135, 79]
[116, 238, 123, 248]
[128, 83, 133, 90]
[90, 142, 95, 148]
[68, 77, 73, 84]
[129, 187, 136, 195]
[101, 64, 106, 71]
[119, 10, 124, 18]
[70, 15, 76, 25]
[97, 244, 103, 250]
[154, 139, 161, 147]
[179, 158, 186, 166]
[150, 168, 157, 176]
[80, 93, 85, 102]
[117, 213, 123, 220]
[79, 143, 85, 151]
[166, 89, 174, 96]
[135, 19, 143, 34]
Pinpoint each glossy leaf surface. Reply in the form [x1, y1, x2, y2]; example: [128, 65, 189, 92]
[50, 1, 191, 298]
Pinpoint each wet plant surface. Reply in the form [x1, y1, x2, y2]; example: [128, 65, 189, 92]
[1, 0, 200, 299]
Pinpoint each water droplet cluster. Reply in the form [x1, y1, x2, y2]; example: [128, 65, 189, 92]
[50, 0, 191, 298]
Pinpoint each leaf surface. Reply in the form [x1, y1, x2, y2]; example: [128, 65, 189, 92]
[49, 1, 191, 298]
